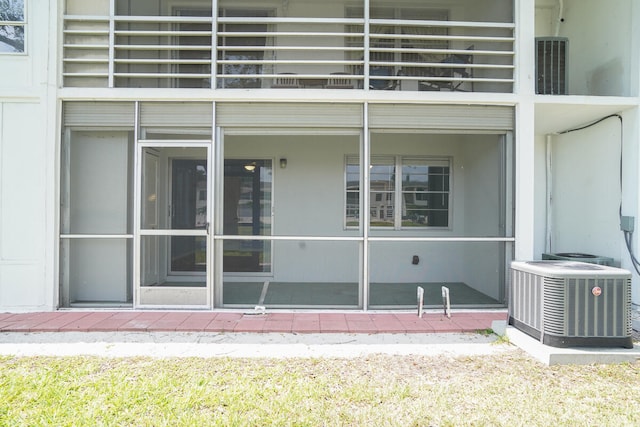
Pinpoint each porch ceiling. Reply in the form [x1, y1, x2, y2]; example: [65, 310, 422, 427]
[534, 97, 637, 135]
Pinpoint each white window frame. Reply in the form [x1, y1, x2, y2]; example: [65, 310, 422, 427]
[0, 0, 26, 54]
[345, 155, 452, 230]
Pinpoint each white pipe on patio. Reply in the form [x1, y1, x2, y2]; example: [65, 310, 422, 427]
[546, 134, 553, 253]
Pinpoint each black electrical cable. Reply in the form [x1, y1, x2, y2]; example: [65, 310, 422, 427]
[625, 230, 640, 275]
[557, 114, 622, 135]
[557, 114, 640, 274]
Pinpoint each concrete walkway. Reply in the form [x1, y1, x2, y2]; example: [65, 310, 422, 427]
[0, 310, 506, 334]
[0, 330, 511, 358]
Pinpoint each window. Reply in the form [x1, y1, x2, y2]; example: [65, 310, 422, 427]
[401, 158, 450, 227]
[345, 156, 450, 229]
[345, 161, 360, 226]
[0, 0, 25, 53]
[173, 8, 212, 89]
[217, 8, 273, 88]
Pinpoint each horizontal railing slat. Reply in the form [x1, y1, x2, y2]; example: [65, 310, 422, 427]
[115, 30, 213, 37]
[370, 34, 514, 43]
[114, 58, 212, 65]
[369, 47, 514, 56]
[113, 73, 211, 78]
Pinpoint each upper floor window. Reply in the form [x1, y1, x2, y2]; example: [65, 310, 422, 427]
[217, 8, 274, 89]
[0, 0, 25, 53]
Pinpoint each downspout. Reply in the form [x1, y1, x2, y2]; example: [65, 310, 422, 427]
[554, 0, 564, 37]
[545, 134, 553, 253]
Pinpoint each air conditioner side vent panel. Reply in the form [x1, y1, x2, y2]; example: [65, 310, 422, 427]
[536, 37, 568, 95]
[543, 276, 565, 335]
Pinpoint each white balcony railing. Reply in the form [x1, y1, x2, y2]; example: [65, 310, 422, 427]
[63, 14, 514, 93]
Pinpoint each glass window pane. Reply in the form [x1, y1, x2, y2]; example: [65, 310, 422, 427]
[345, 159, 360, 227]
[140, 235, 207, 285]
[0, 0, 24, 21]
[224, 159, 272, 236]
[140, 147, 208, 231]
[223, 239, 271, 273]
[370, 157, 395, 228]
[345, 192, 359, 227]
[401, 158, 450, 228]
[172, 159, 208, 230]
[0, 24, 24, 53]
[172, 236, 207, 272]
[223, 159, 272, 273]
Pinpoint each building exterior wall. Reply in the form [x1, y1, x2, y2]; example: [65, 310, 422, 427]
[0, 0, 639, 311]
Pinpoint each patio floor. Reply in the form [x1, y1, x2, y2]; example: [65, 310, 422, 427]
[0, 311, 507, 334]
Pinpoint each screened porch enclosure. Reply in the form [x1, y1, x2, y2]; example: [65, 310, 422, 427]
[59, 101, 513, 309]
[221, 131, 511, 308]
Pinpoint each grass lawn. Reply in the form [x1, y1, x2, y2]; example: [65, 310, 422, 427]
[1, 351, 639, 426]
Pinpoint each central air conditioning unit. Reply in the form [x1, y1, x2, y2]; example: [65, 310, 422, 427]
[509, 261, 632, 348]
[535, 37, 568, 95]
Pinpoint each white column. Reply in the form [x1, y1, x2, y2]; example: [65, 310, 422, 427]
[515, 0, 536, 96]
[515, 102, 536, 260]
[46, 0, 62, 309]
[514, 0, 536, 260]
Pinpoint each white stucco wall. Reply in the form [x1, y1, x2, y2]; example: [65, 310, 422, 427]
[0, 103, 48, 309]
[0, 1, 56, 311]
[534, 0, 559, 36]
[559, 0, 633, 96]
[550, 117, 622, 261]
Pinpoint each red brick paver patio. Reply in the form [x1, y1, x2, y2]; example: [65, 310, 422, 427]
[0, 311, 507, 334]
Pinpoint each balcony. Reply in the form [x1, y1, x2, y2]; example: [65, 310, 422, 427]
[62, 0, 514, 93]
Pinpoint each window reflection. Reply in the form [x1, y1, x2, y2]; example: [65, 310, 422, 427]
[224, 159, 272, 272]
[345, 156, 450, 228]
